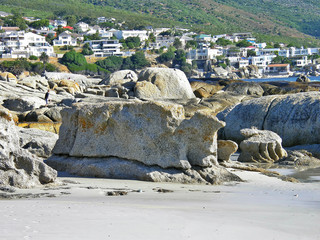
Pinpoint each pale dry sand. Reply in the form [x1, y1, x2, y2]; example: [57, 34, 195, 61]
[1, 170, 320, 240]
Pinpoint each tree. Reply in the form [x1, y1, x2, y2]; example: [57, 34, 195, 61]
[125, 37, 141, 49]
[236, 40, 251, 48]
[185, 40, 197, 49]
[29, 19, 49, 29]
[65, 15, 77, 27]
[96, 56, 123, 72]
[81, 43, 93, 55]
[40, 52, 49, 64]
[157, 51, 175, 63]
[274, 43, 281, 48]
[39, 52, 49, 74]
[216, 38, 232, 46]
[4, 10, 27, 30]
[247, 49, 256, 57]
[130, 51, 150, 69]
[271, 56, 292, 64]
[61, 50, 87, 66]
[173, 38, 182, 49]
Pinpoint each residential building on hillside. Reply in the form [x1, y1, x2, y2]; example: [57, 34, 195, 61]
[187, 47, 222, 61]
[232, 32, 252, 40]
[265, 63, 291, 75]
[256, 48, 280, 56]
[75, 22, 90, 32]
[195, 34, 212, 43]
[249, 55, 276, 73]
[53, 20, 67, 27]
[149, 35, 175, 49]
[278, 47, 319, 58]
[53, 31, 77, 46]
[114, 30, 148, 41]
[84, 39, 123, 57]
[0, 31, 54, 58]
[293, 56, 312, 67]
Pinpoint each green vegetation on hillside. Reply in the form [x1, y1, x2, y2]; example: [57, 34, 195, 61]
[0, 0, 320, 46]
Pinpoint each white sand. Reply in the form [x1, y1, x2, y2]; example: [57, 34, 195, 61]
[1, 170, 320, 240]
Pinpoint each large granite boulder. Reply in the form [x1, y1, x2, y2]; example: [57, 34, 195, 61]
[3, 96, 45, 111]
[190, 81, 224, 98]
[0, 72, 17, 83]
[296, 75, 310, 83]
[100, 70, 138, 86]
[134, 68, 195, 99]
[218, 92, 320, 147]
[49, 100, 241, 184]
[0, 106, 57, 188]
[238, 128, 287, 163]
[217, 140, 238, 161]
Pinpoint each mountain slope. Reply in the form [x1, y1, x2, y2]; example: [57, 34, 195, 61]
[0, 0, 319, 45]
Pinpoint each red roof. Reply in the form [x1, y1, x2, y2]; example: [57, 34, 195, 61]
[63, 26, 73, 30]
[267, 64, 289, 67]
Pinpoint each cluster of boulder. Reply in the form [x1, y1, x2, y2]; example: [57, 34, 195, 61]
[1, 67, 320, 189]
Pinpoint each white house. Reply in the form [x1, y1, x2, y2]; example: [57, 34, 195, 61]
[0, 31, 54, 58]
[53, 31, 77, 46]
[293, 56, 312, 67]
[187, 47, 223, 61]
[75, 22, 90, 32]
[278, 47, 319, 58]
[114, 30, 148, 41]
[256, 48, 280, 56]
[249, 55, 276, 73]
[84, 39, 123, 57]
[265, 63, 291, 75]
[149, 35, 175, 49]
[53, 20, 67, 27]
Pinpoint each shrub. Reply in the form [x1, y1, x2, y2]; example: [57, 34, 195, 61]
[157, 51, 175, 63]
[29, 55, 38, 60]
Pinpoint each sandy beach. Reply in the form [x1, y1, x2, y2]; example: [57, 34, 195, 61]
[1, 170, 319, 240]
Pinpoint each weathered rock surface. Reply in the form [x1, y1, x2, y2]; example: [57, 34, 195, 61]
[49, 100, 241, 184]
[53, 100, 224, 169]
[100, 70, 138, 86]
[277, 150, 320, 167]
[135, 68, 195, 99]
[3, 97, 44, 111]
[47, 155, 241, 184]
[218, 92, 320, 147]
[182, 92, 253, 118]
[238, 65, 261, 79]
[296, 75, 310, 83]
[18, 128, 59, 158]
[0, 106, 57, 188]
[217, 140, 238, 161]
[286, 144, 320, 159]
[0, 72, 17, 83]
[190, 81, 224, 98]
[224, 82, 264, 97]
[238, 128, 287, 163]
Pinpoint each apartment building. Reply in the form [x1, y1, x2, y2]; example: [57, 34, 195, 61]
[84, 39, 123, 57]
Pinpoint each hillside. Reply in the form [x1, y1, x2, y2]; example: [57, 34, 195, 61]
[0, 0, 320, 46]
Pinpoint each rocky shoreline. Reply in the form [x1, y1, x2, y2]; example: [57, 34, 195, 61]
[1, 67, 320, 189]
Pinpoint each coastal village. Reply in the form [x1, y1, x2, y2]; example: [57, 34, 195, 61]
[1, 11, 320, 79]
